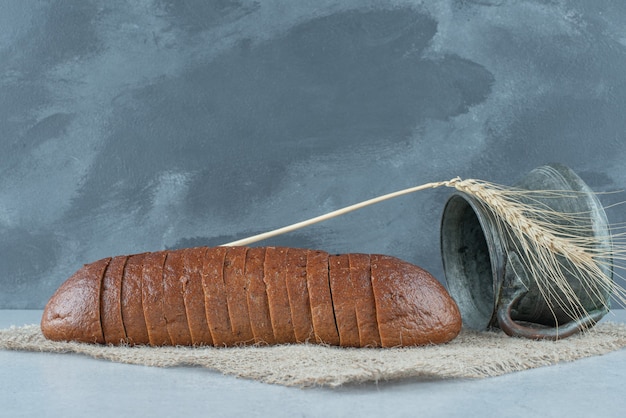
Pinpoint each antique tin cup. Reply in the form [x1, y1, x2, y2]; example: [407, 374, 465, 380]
[440, 164, 613, 339]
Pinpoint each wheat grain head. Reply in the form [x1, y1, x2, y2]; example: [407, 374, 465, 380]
[449, 177, 626, 328]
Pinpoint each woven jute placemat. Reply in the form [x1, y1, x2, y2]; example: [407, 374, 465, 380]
[2, 323, 626, 387]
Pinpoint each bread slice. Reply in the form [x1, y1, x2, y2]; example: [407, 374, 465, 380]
[370, 254, 462, 347]
[264, 247, 296, 343]
[329, 254, 360, 347]
[285, 248, 314, 343]
[142, 251, 170, 346]
[41, 257, 111, 343]
[201, 246, 233, 346]
[245, 247, 275, 345]
[306, 250, 340, 345]
[121, 253, 150, 345]
[349, 253, 381, 347]
[224, 246, 254, 344]
[162, 250, 193, 345]
[182, 247, 213, 346]
[101, 255, 128, 344]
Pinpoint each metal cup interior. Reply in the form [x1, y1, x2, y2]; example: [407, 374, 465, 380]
[440, 193, 504, 330]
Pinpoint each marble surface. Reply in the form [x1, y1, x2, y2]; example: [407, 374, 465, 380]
[1, 310, 625, 417]
[2, 1, 626, 309]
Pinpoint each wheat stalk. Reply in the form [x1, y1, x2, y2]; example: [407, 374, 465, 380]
[221, 177, 626, 328]
[450, 178, 626, 326]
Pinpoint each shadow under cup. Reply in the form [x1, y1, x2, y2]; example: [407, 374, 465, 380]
[440, 164, 613, 339]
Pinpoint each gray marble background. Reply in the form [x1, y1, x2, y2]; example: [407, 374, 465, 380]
[1, 0, 625, 308]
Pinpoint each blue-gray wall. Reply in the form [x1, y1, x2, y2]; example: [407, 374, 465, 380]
[2, 0, 626, 308]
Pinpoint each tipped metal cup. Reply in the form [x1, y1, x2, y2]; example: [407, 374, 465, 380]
[440, 164, 613, 339]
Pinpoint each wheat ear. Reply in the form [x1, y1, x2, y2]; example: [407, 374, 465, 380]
[221, 177, 626, 322]
[450, 178, 626, 325]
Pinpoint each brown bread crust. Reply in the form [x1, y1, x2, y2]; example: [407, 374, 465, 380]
[142, 251, 170, 346]
[162, 249, 193, 346]
[224, 246, 254, 344]
[349, 253, 381, 348]
[121, 253, 150, 345]
[101, 255, 128, 344]
[201, 246, 235, 346]
[264, 247, 296, 344]
[285, 248, 314, 343]
[306, 250, 340, 345]
[41, 257, 110, 344]
[245, 247, 275, 345]
[371, 254, 462, 347]
[182, 247, 213, 346]
[329, 254, 360, 347]
[42, 247, 461, 348]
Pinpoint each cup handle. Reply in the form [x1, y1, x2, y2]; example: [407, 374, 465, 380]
[496, 252, 608, 340]
[497, 291, 608, 340]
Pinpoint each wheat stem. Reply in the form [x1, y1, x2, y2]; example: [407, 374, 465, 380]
[220, 179, 454, 247]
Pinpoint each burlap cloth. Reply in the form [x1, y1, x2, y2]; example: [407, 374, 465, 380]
[2, 322, 626, 387]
